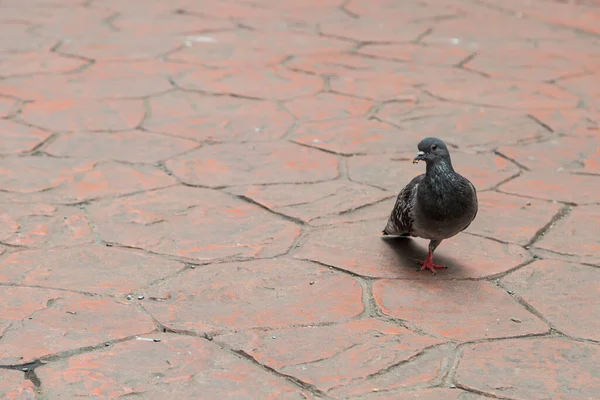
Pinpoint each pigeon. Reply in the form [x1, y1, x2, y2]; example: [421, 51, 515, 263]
[382, 137, 478, 274]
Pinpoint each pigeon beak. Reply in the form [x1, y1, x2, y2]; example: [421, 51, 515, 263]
[413, 151, 425, 164]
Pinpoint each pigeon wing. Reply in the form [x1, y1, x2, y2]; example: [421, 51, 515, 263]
[382, 174, 424, 236]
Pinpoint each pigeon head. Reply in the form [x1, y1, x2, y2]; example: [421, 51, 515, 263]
[413, 137, 451, 165]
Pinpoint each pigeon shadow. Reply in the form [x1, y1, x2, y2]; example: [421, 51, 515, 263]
[380, 235, 468, 277]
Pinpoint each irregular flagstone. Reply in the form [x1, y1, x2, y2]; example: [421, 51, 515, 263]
[0, 369, 36, 399]
[0, 246, 185, 296]
[86, 186, 301, 262]
[142, 259, 363, 332]
[501, 260, 600, 341]
[225, 181, 391, 225]
[0, 203, 93, 247]
[0, 287, 155, 364]
[216, 318, 444, 391]
[373, 280, 548, 341]
[35, 334, 313, 399]
[294, 220, 531, 279]
[457, 338, 600, 400]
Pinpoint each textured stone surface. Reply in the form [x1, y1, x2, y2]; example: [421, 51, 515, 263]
[226, 181, 390, 225]
[0, 287, 155, 364]
[465, 191, 562, 245]
[143, 259, 363, 332]
[35, 334, 312, 399]
[457, 339, 600, 400]
[0, 120, 52, 156]
[216, 318, 443, 392]
[0, 369, 36, 400]
[21, 99, 145, 132]
[45, 131, 199, 163]
[166, 142, 339, 187]
[0, 0, 598, 396]
[373, 280, 548, 341]
[502, 260, 600, 341]
[144, 91, 295, 142]
[86, 186, 301, 262]
[0, 246, 185, 295]
[0, 203, 92, 247]
[330, 345, 456, 398]
[534, 206, 600, 264]
[498, 136, 600, 175]
[0, 158, 176, 204]
[294, 220, 531, 279]
[377, 103, 550, 150]
[500, 171, 600, 204]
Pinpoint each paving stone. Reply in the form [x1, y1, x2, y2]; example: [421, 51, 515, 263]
[168, 30, 352, 68]
[358, 43, 470, 66]
[0, 203, 92, 247]
[329, 344, 455, 398]
[0, 97, 18, 118]
[165, 142, 339, 187]
[498, 136, 600, 174]
[198, 1, 341, 33]
[1, 0, 599, 395]
[0, 120, 52, 156]
[374, 280, 548, 341]
[59, 33, 183, 61]
[294, 220, 531, 279]
[329, 74, 423, 101]
[485, 0, 600, 36]
[216, 318, 443, 392]
[292, 118, 423, 155]
[377, 103, 550, 150]
[464, 49, 587, 82]
[465, 191, 562, 246]
[21, 99, 145, 132]
[115, 11, 235, 36]
[530, 108, 599, 137]
[226, 181, 390, 225]
[35, 334, 312, 399]
[534, 205, 600, 265]
[348, 152, 519, 192]
[0, 22, 55, 53]
[86, 186, 301, 262]
[0, 287, 155, 364]
[0, 51, 86, 77]
[357, 388, 486, 399]
[174, 67, 324, 100]
[286, 53, 403, 79]
[284, 93, 373, 122]
[319, 16, 430, 43]
[0, 158, 175, 204]
[345, 0, 463, 20]
[500, 171, 600, 204]
[456, 338, 600, 400]
[0, 369, 36, 400]
[45, 131, 199, 163]
[0, 246, 184, 296]
[422, 8, 580, 48]
[144, 91, 294, 142]
[23, 6, 116, 39]
[308, 198, 394, 227]
[0, 61, 192, 101]
[501, 260, 600, 341]
[424, 75, 579, 109]
[558, 73, 600, 103]
[143, 259, 363, 332]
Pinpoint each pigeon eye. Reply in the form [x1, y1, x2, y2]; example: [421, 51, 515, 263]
[431, 144, 438, 150]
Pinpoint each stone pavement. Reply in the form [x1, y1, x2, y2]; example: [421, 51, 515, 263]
[0, 0, 599, 398]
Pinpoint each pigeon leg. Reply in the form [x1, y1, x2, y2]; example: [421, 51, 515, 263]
[419, 240, 446, 274]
